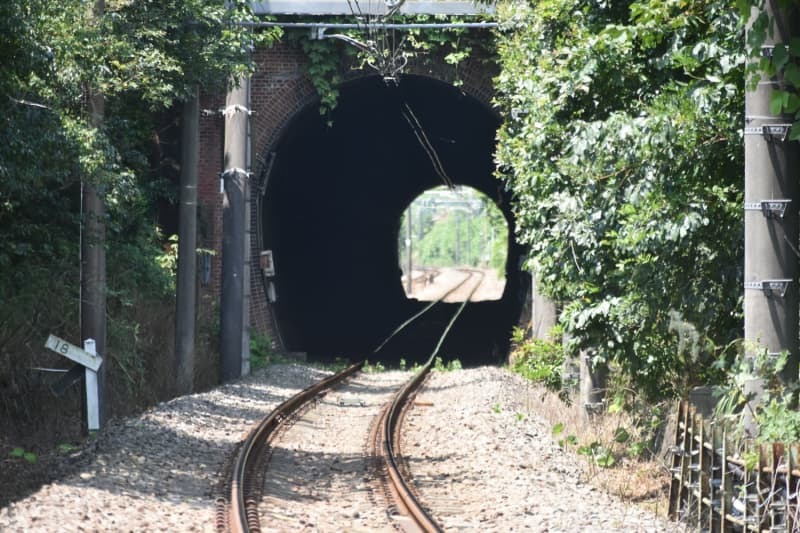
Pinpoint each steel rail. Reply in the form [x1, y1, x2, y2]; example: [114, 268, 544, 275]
[226, 360, 364, 533]
[377, 268, 484, 532]
[224, 268, 485, 532]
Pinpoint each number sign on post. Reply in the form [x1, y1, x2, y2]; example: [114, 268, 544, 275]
[44, 334, 104, 431]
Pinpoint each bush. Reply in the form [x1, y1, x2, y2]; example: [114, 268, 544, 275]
[510, 326, 564, 394]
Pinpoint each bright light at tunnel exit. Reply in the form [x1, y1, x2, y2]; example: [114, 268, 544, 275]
[399, 186, 508, 302]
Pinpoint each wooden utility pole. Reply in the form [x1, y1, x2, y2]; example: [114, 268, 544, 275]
[81, 0, 108, 430]
[175, 87, 199, 395]
[743, 2, 799, 420]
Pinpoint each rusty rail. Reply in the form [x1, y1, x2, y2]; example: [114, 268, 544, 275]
[222, 361, 364, 533]
[221, 269, 484, 532]
[668, 400, 800, 532]
[373, 269, 484, 532]
[376, 361, 442, 532]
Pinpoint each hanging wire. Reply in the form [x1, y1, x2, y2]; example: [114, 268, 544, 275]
[401, 102, 455, 190]
[338, 0, 454, 189]
[336, 0, 409, 81]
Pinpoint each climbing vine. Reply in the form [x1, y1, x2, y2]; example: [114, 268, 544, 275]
[282, 14, 496, 116]
[737, 0, 800, 137]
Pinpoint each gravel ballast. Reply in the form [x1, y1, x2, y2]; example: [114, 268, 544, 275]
[404, 367, 680, 532]
[1, 364, 680, 531]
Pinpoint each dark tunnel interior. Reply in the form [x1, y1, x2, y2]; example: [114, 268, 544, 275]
[260, 74, 528, 366]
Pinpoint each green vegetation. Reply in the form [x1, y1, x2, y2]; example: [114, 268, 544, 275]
[8, 447, 37, 465]
[714, 347, 800, 443]
[400, 186, 508, 271]
[363, 360, 387, 373]
[510, 326, 566, 399]
[284, 13, 495, 117]
[739, 0, 800, 139]
[0, 0, 278, 439]
[250, 333, 278, 371]
[432, 356, 462, 372]
[495, 0, 744, 400]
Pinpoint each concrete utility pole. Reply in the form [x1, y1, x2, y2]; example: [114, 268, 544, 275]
[175, 87, 199, 395]
[744, 3, 799, 416]
[220, 76, 251, 383]
[406, 205, 413, 294]
[454, 211, 461, 264]
[531, 273, 556, 340]
[81, 0, 108, 431]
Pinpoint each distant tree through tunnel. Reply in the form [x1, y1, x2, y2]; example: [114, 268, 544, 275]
[259, 74, 527, 365]
[399, 185, 508, 302]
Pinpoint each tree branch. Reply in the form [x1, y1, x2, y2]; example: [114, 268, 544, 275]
[8, 96, 51, 110]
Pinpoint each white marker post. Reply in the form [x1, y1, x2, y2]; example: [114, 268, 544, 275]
[44, 334, 103, 431]
[83, 339, 100, 431]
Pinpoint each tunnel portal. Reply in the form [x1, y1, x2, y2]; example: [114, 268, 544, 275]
[260, 74, 527, 365]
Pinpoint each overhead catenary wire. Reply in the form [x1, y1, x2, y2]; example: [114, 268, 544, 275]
[237, 21, 498, 30]
[401, 101, 455, 189]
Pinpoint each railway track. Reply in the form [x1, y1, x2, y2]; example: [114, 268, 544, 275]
[217, 269, 485, 532]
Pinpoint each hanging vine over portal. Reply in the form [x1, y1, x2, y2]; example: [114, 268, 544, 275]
[282, 12, 496, 117]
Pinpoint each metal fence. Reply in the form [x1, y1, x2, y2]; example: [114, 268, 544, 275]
[668, 401, 800, 532]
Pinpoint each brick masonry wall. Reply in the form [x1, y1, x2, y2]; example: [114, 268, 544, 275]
[197, 38, 498, 349]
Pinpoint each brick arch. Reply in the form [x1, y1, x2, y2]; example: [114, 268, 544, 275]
[250, 43, 497, 177]
[246, 41, 500, 338]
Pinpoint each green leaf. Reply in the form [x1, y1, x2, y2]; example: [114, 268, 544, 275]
[770, 90, 788, 115]
[595, 451, 616, 468]
[23, 452, 37, 464]
[773, 44, 789, 70]
[789, 122, 800, 141]
[786, 93, 800, 114]
[552, 422, 565, 436]
[628, 441, 645, 457]
[789, 38, 800, 57]
[784, 64, 800, 88]
[735, 0, 751, 19]
[9, 447, 25, 458]
[57, 443, 78, 454]
[613, 427, 631, 443]
[607, 393, 625, 414]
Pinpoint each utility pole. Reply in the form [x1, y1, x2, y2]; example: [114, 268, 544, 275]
[454, 211, 461, 264]
[743, 2, 799, 422]
[175, 87, 199, 395]
[406, 205, 413, 294]
[81, 0, 107, 430]
[466, 212, 471, 266]
[531, 273, 557, 340]
[220, 76, 251, 383]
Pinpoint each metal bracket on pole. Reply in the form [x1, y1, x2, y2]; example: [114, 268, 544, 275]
[220, 167, 252, 193]
[744, 279, 793, 298]
[220, 104, 254, 117]
[744, 124, 792, 142]
[743, 199, 791, 219]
